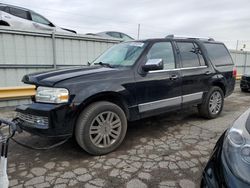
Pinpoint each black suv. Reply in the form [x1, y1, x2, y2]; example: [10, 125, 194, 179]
[240, 74, 250, 92]
[15, 35, 236, 155]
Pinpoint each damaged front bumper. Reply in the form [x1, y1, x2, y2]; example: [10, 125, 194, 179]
[15, 103, 77, 138]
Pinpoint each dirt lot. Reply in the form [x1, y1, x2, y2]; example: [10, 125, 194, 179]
[1, 83, 250, 188]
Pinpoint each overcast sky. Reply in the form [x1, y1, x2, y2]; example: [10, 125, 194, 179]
[2, 0, 250, 49]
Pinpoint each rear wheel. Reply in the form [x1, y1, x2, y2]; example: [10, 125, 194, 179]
[198, 86, 224, 119]
[75, 101, 127, 155]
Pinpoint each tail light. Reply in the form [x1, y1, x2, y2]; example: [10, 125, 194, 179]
[233, 67, 237, 78]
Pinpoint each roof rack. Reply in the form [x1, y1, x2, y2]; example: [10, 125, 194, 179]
[165, 34, 214, 41]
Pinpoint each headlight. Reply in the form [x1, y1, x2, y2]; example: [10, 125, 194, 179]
[223, 108, 250, 183]
[35, 86, 69, 104]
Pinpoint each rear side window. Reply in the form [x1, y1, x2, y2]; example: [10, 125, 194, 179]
[204, 43, 233, 66]
[9, 7, 29, 20]
[177, 42, 205, 68]
[0, 6, 5, 11]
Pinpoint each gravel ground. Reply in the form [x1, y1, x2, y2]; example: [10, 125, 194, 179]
[0, 83, 249, 188]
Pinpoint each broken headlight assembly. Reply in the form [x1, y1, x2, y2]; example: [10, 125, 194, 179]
[223, 108, 250, 184]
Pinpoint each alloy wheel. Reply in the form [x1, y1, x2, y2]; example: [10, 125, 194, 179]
[89, 111, 122, 148]
[209, 91, 222, 115]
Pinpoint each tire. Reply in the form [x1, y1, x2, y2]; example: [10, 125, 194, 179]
[241, 88, 248, 92]
[75, 101, 127, 155]
[0, 20, 10, 26]
[198, 86, 224, 119]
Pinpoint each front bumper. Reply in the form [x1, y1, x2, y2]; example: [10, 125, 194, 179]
[201, 132, 250, 188]
[15, 103, 77, 138]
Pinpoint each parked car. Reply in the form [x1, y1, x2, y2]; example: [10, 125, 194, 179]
[201, 108, 250, 188]
[15, 35, 236, 155]
[87, 31, 134, 41]
[0, 3, 76, 34]
[240, 74, 250, 92]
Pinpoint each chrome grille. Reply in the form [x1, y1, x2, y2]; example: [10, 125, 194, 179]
[16, 112, 49, 128]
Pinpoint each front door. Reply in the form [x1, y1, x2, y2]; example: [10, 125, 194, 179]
[135, 41, 182, 117]
[30, 12, 55, 32]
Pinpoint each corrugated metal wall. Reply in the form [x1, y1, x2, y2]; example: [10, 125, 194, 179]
[230, 50, 250, 75]
[0, 28, 119, 107]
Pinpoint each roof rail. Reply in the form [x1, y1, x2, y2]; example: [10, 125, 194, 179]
[165, 34, 214, 41]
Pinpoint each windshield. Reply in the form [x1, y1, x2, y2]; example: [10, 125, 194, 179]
[92, 42, 146, 67]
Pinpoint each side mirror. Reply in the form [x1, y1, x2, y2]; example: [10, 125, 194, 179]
[142, 59, 163, 72]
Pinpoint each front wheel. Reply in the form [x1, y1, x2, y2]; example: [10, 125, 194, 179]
[198, 86, 224, 119]
[75, 101, 127, 155]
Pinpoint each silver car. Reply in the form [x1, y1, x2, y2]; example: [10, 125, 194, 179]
[0, 3, 76, 34]
[87, 31, 134, 41]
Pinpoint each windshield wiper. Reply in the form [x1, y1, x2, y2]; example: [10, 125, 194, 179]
[93, 62, 114, 68]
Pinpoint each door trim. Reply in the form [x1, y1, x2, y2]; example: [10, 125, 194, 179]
[138, 96, 181, 113]
[148, 66, 208, 73]
[138, 92, 204, 113]
[182, 92, 203, 103]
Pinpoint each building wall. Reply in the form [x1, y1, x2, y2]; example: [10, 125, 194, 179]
[0, 28, 119, 87]
[230, 50, 250, 75]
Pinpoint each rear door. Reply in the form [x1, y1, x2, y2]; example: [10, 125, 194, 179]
[176, 41, 213, 106]
[135, 41, 182, 117]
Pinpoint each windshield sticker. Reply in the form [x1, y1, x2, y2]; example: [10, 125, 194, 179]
[129, 42, 144, 47]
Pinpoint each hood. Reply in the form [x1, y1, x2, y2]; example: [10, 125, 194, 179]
[22, 66, 115, 87]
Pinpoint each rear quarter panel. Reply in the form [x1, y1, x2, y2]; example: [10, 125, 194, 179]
[213, 65, 235, 97]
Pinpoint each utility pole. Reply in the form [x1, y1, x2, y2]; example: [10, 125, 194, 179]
[137, 24, 140, 40]
[236, 40, 239, 51]
[234, 40, 239, 63]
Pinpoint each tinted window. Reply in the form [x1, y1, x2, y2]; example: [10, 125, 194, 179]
[204, 43, 233, 66]
[194, 43, 206, 66]
[9, 7, 29, 19]
[177, 42, 205, 68]
[108, 32, 121, 38]
[121, 33, 133, 40]
[31, 12, 51, 25]
[147, 42, 175, 69]
[0, 6, 5, 11]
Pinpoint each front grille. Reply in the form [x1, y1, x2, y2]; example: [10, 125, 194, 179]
[16, 112, 49, 129]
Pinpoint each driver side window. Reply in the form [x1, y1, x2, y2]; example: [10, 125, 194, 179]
[147, 42, 175, 70]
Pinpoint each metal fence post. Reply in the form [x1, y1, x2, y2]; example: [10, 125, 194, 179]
[52, 32, 57, 69]
[244, 52, 247, 74]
